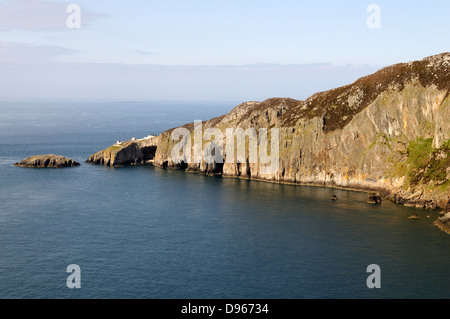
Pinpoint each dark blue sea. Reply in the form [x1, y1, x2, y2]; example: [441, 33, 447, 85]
[0, 100, 449, 299]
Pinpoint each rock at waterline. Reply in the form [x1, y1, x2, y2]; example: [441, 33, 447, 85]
[366, 192, 382, 205]
[14, 154, 80, 168]
[434, 211, 450, 234]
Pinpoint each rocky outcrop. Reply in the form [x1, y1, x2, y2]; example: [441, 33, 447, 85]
[434, 208, 450, 233]
[86, 137, 158, 166]
[366, 193, 382, 204]
[87, 53, 450, 231]
[14, 154, 80, 168]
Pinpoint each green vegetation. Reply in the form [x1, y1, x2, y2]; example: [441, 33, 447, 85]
[107, 145, 122, 151]
[368, 133, 393, 151]
[407, 137, 433, 169]
[392, 137, 450, 189]
[421, 139, 450, 185]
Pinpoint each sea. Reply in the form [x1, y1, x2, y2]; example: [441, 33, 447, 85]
[0, 100, 449, 299]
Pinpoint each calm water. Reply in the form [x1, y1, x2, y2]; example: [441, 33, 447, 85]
[0, 101, 449, 299]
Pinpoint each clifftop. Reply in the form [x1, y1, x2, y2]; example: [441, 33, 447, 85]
[302, 52, 450, 132]
[160, 53, 450, 137]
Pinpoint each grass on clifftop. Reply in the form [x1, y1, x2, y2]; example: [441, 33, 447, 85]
[107, 145, 122, 152]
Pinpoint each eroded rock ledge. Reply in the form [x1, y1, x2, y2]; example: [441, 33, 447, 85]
[14, 154, 80, 168]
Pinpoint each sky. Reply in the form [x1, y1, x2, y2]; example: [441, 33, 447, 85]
[0, 0, 449, 102]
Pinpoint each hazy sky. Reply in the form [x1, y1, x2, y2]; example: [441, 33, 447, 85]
[0, 0, 449, 101]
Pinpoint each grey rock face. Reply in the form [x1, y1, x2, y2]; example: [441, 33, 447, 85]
[87, 53, 450, 230]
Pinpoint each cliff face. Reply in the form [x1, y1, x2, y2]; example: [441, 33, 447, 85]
[86, 138, 158, 166]
[87, 53, 450, 221]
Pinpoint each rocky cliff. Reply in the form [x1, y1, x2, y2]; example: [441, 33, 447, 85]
[86, 138, 158, 166]
[87, 53, 450, 231]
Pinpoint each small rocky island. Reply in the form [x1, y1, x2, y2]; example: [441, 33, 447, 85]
[14, 154, 80, 168]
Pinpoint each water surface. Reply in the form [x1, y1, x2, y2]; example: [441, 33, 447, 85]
[0, 101, 448, 299]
